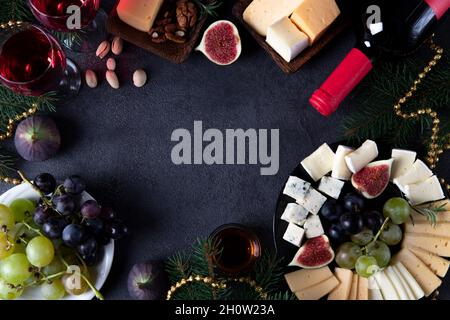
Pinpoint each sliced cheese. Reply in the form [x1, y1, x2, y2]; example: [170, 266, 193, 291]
[318, 176, 345, 199]
[348, 273, 358, 300]
[290, 0, 340, 44]
[284, 266, 333, 292]
[295, 275, 339, 300]
[410, 200, 450, 224]
[408, 246, 450, 277]
[393, 159, 433, 193]
[404, 176, 445, 205]
[328, 268, 353, 300]
[392, 249, 441, 297]
[369, 288, 384, 300]
[266, 17, 309, 63]
[393, 262, 425, 299]
[117, 0, 164, 32]
[344, 140, 378, 173]
[300, 143, 335, 182]
[373, 270, 399, 300]
[297, 188, 327, 215]
[390, 264, 415, 299]
[402, 233, 450, 257]
[357, 276, 368, 300]
[384, 266, 410, 300]
[283, 223, 305, 247]
[243, 0, 303, 36]
[405, 221, 450, 238]
[391, 149, 416, 181]
[331, 145, 354, 181]
[281, 203, 308, 226]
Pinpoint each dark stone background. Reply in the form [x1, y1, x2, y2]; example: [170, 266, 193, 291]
[1, 0, 449, 299]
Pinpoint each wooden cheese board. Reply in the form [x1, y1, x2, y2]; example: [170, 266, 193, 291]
[106, 1, 208, 64]
[232, 0, 352, 74]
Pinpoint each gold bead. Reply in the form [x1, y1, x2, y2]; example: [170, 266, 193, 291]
[426, 108, 432, 114]
[410, 112, 417, 117]
[394, 104, 401, 110]
[3, 178, 10, 183]
[13, 179, 21, 185]
[406, 91, 413, 97]
[435, 54, 442, 60]
[429, 60, 436, 66]
[428, 151, 436, 156]
[430, 112, 437, 118]
[396, 111, 402, 116]
[433, 119, 440, 124]
[399, 98, 406, 104]
[419, 73, 425, 79]
[432, 127, 439, 133]
[181, 279, 186, 285]
[195, 276, 201, 281]
[414, 79, 421, 85]
[437, 149, 443, 155]
[418, 109, 425, 114]
[424, 66, 431, 73]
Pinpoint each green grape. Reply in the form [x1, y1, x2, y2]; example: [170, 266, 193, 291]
[26, 236, 55, 267]
[0, 204, 15, 230]
[383, 197, 411, 224]
[367, 241, 391, 268]
[41, 279, 65, 300]
[13, 243, 26, 254]
[9, 199, 36, 223]
[8, 223, 26, 241]
[62, 272, 89, 296]
[0, 253, 32, 285]
[351, 229, 374, 246]
[0, 278, 23, 300]
[335, 242, 362, 269]
[42, 257, 66, 276]
[380, 222, 403, 245]
[355, 255, 379, 278]
[0, 232, 14, 259]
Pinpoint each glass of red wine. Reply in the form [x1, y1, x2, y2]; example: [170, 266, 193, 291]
[0, 22, 81, 97]
[28, 0, 107, 52]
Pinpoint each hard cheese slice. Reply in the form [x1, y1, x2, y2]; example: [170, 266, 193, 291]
[266, 17, 309, 63]
[243, 0, 303, 36]
[117, 0, 164, 32]
[403, 233, 450, 257]
[393, 159, 433, 193]
[284, 266, 333, 292]
[331, 145, 354, 181]
[357, 276, 368, 300]
[301, 143, 335, 182]
[348, 273, 358, 300]
[405, 220, 450, 238]
[404, 175, 445, 205]
[294, 275, 339, 300]
[408, 246, 450, 278]
[410, 200, 450, 223]
[290, 0, 340, 44]
[328, 268, 353, 300]
[391, 149, 416, 181]
[392, 248, 441, 297]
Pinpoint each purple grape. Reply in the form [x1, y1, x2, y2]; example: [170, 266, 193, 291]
[77, 237, 97, 257]
[320, 200, 344, 222]
[100, 207, 116, 221]
[63, 175, 86, 195]
[328, 224, 347, 244]
[363, 210, 384, 232]
[34, 173, 56, 194]
[62, 224, 86, 247]
[53, 194, 75, 216]
[81, 200, 101, 219]
[84, 218, 103, 235]
[343, 193, 365, 213]
[43, 217, 68, 239]
[340, 212, 364, 235]
[105, 221, 129, 240]
[33, 206, 53, 225]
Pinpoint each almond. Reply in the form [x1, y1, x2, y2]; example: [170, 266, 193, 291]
[96, 40, 110, 59]
[85, 70, 98, 88]
[106, 57, 116, 71]
[111, 36, 123, 55]
[106, 70, 120, 89]
[133, 69, 147, 88]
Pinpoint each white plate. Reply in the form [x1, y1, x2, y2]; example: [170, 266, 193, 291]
[0, 183, 114, 300]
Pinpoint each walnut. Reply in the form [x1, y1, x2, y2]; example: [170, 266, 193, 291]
[176, 0, 197, 30]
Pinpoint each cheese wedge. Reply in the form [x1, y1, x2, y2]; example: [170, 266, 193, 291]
[404, 176, 445, 205]
[373, 271, 399, 300]
[348, 273, 358, 300]
[402, 233, 450, 257]
[408, 246, 450, 277]
[117, 0, 164, 32]
[393, 262, 425, 299]
[392, 249, 441, 296]
[410, 200, 450, 224]
[357, 276, 368, 300]
[390, 265, 415, 300]
[344, 140, 378, 173]
[405, 221, 450, 238]
[384, 266, 410, 300]
[393, 159, 433, 193]
[331, 145, 354, 181]
[243, 0, 303, 36]
[301, 143, 335, 182]
[328, 268, 353, 300]
[284, 266, 333, 292]
[391, 149, 416, 181]
[295, 275, 339, 300]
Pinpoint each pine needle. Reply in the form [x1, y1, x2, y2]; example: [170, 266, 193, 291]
[413, 203, 447, 227]
[0, 0, 33, 22]
[192, 0, 222, 18]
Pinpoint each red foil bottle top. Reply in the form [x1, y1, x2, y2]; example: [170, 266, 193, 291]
[424, 0, 450, 20]
[309, 48, 373, 116]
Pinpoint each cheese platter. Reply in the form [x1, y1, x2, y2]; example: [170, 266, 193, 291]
[274, 140, 449, 300]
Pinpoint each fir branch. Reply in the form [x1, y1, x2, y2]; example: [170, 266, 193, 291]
[266, 291, 295, 300]
[413, 203, 447, 227]
[192, 0, 222, 18]
[0, 148, 17, 177]
[0, 0, 33, 22]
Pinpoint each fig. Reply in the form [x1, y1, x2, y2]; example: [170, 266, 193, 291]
[14, 116, 60, 161]
[128, 261, 169, 300]
[196, 20, 241, 66]
[351, 159, 393, 199]
[289, 235, 334, 269]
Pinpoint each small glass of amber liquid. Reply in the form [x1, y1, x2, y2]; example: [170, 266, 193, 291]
[210, 224, 262, 275]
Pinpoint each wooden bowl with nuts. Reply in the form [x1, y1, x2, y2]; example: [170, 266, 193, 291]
[107, 0, 210, 64]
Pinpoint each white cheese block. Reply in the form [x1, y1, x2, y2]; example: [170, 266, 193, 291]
[390, 149, 416, 181]
[304, 215, 324, 239]
[283, 176, 311, 202]
[344, 140, 378, 173]
[404, 175, 445, 205]
[384, 266, 410, 300]
[281, 203, 308, 226]
[117, 0, 164, 32]
[331, 145, 354, 180]
[266, 17, 309, 63]
[243, 0, 304, 36]
[283, 223, 305, 247]
[301, 143, 335, 182]
[297, 188, 327, 215]
[393, 262, 425, 300]
[368, 277, 384, 300]
[390, 264, 415, 300]
[373, 270, 399, 300]
[318, 176, 345, 199]
[393, 159, 433, 193]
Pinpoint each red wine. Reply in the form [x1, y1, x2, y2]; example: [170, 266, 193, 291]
[0, 26, 66, 96]
[310, 0, 450, 116]
[29, 0, 99, 31]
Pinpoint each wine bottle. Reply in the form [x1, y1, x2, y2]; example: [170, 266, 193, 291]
[309, 0, 450, 117]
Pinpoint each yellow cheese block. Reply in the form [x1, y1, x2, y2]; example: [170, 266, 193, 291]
[290, 0, 340, 44]
[410, 200, 450, 224]
[284, 266, 333, 292]
[243, 0, 304, 36]
[328, 268, 353, 300]
[348, 273, 358, 300]
[295, 275, 339, 300]
[405, 221, 450, 238]
[402, 233, 450, 257]
[408, 246, 450, 277]
[117, 0, 164, 32]
[357, 276, 369, 300]
[392, 249, 441, 297]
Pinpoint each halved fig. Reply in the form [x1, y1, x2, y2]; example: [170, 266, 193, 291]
[289, 235, 334, 269]
[351, 159, 394, 199]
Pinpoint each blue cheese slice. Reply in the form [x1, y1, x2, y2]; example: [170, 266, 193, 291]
[298, 188, 327, 215]
[283, 176, 311, 202]
[318, 176, 345, 199]
[283, 223, 305, 247]
[281, 203, 308, 226]
[393, 159, 433, 193]
[404, 175, 445, 205]
[301, 143, 335, 182]
[391, 149, 416, 181]
[304, 215, 324, 238]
